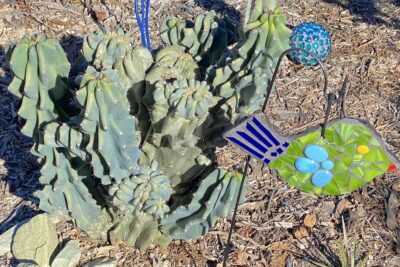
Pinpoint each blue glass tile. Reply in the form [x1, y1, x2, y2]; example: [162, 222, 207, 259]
[237, 131, 268, 153]
[246, 123, 272, 148]
[283, 142, 290, 147]
[263, 158, 271, 164]
[227, 137, 263, 159]
[252, 117, 280, 146]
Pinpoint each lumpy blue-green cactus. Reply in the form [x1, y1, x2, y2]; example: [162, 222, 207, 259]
[110, 161, 172, 219]
[82, 27, 131, 69]
[7, 0, 291, 250]
[160, 10, 238, 66]
[160, 169, 249, 240]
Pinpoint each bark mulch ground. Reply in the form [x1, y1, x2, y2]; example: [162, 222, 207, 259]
[0, 0, 399, 266]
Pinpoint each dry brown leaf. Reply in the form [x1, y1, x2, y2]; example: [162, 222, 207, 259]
[335, 199, 354, 216]
[270, 253, 288, 267]
[234, 248, 248, 266]
[353, 193, 364, 203]
[269, 241, 293, 251]
[236, 226, 256, 238]
[304, 214, 317, 228]
[294, 227, 309, 239]
[94, 10, 108, 21]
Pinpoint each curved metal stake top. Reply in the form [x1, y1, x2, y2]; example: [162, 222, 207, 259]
[262, 47, 330, 113]
[134, 0, 152, 51]
[222, 48, 332, 267]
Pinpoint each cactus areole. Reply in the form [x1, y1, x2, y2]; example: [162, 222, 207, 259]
[7, 0, 292, 249]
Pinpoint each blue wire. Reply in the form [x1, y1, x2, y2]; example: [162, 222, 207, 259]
[134, 0, 147, 48]
[141, 0, 145, 24]
[134, 0, 151, 51]
[144, 0, 152, 50]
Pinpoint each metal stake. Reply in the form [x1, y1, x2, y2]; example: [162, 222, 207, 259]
[222, 155, 251, 267]
[222, 48, 330, 266]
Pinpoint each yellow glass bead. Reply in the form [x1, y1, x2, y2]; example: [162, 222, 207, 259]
[357, 145, 370, 155]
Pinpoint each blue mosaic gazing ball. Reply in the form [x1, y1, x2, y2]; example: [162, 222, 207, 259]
[289, 22, 332, 66]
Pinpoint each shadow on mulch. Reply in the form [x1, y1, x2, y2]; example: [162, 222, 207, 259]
[0, 205, 37, 234]
[0, 35, 85, 233]
[194, 0, 242, 22]
[322, 0, 400, 29]
[0, 46, 41, 200]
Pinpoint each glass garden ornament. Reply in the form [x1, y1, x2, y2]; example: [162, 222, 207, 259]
[289, 22, 332, 66]
[222, 46, 397, 267]
[225, 48, 399, 196]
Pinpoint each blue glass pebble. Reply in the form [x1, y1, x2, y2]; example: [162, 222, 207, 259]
[304, 145, 329, 163]
[321, 160, 334, 170]
[295, 157, 319, 173]
[311, 170, 333, 187]
[289, 22, 332, 66]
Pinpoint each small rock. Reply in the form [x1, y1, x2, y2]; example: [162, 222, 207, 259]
[51, 240, 81, 267]
[393, 182, 400, 192]
[83, 257, 117, 267]
[386, 256, 400, 266]
[96, 246, 114, 257]
[68, 229, 78, 237]
[0, 225, 17, 256]
[304, 214, 317, 228]
[386, 191, 399, 230]
[12, 214, 58, 267]
[15, 261, 38, 267]
[318, 201, 335, 222]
